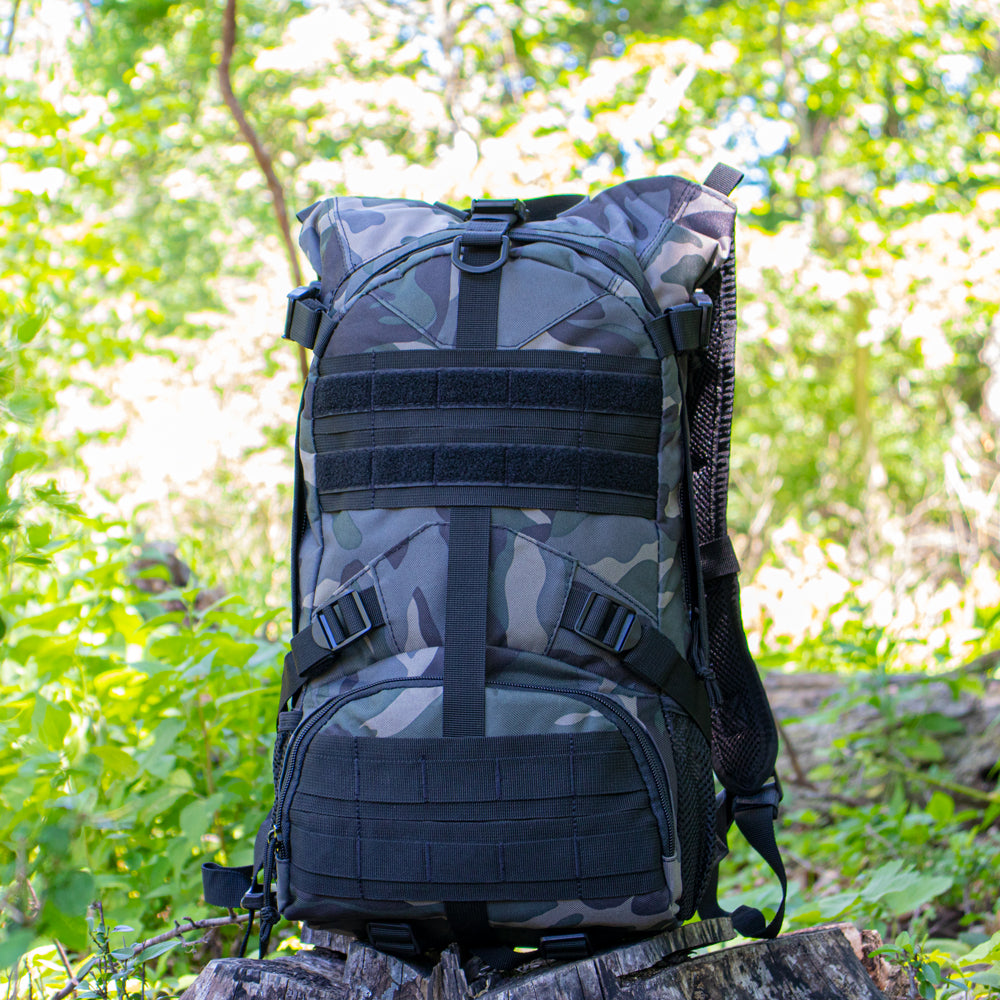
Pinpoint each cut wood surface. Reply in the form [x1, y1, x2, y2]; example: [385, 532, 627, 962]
[180, 921, 895, 1000]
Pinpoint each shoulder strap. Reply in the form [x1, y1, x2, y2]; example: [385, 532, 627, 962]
[684, 195, 785, 936]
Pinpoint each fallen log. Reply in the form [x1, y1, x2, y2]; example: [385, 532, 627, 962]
[180, 920, 895, 1000]
[765, 666, 1000, 798]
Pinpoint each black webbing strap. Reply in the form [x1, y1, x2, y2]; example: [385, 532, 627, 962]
[700, 534, 740, 581]
[443, 202, 522, 945]
[282, 587, 385, 708]
[443, 507, 490, 736]
[702, 163, 745, 198]
[562, 583, 711, 743]
[698, 781, 786, 939]
[284, 281, 336, 351]
[202, 862, 254, 909]
[201, 816, 275, 956]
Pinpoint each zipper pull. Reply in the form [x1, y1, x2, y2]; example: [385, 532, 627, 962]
[690, 608, 722, 710]
[257, 828, 281, 958]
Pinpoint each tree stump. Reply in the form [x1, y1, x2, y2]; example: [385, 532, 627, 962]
[180, 920, 893, 1000]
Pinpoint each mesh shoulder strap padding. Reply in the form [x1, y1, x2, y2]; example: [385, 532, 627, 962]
[688, 252, 780, 796]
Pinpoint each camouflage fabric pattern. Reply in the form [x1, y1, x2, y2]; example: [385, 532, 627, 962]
[281, 171, 736, 940]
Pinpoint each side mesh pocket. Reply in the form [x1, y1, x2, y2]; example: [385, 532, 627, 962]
[666, 708, 716, 921]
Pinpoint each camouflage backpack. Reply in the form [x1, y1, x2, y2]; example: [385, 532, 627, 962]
[204, 163, 786, 964]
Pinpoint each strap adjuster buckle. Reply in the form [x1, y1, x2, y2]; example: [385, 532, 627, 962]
[284, 282, 324, 345]
[691, 291, 713, 347]
[540, 932, 591, 961]
[316, 590, 373, 652]
[367, 922, 422, 958]
[470, 198, 529, 222]
[732, 775, 783, 820]
[664, 292, 713, 352]
[574, 591, 642, 654]
[240, 887, 265, 909]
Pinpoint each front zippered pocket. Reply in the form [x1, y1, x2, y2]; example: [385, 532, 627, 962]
[275, 677, 676, 866]
[318, 229, 665, 363]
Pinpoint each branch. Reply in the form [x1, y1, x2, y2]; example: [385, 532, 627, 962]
[53, 941, 80, 998]
[2, 0, 21, 55]
[49, 914, 251, 1000]
[131, 912, 250, 952]
[218, 0, 308, 380]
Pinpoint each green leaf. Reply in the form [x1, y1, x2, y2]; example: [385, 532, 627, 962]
[882, 873, 954, 917]
[42, 897, 90, 951]
[961, 931, 1000, 965]
[91, 745, 141, 780]
[0, 926, 36, 968]
[34, 697, 72, 749]
[51, 870, 97, 915]
[925, 791, 955, 825]
[860, 860, 911, 902]
[133, 938, 182, 963]
[15, 312, 46, 343]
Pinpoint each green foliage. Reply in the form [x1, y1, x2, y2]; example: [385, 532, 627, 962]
[2, 1, 999, 996]
[0, 499, 281, 969]
[0, 340, 280, 973]
[876, 931, 1000, 999]
[76, 905, 184, 1000]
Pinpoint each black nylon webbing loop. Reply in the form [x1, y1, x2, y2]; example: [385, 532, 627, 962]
[702, 162, 744, 197]
[700, 534, 740, 581]
[202, 862, 254, 909]
[698, 779, 786, 939]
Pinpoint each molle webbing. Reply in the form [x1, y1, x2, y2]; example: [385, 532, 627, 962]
[287, 731, 664, 902]
[311, 351, 662, 516]
[442, 203, 517, 942]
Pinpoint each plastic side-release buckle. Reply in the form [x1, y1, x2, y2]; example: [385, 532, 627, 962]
[470, 198, 529, 222]
[663, 291, 713, 353]
[315, 590, 373, 652]
[732, 774, 783, 820]
[573, 591, 642, 654]
[540, 932, 591, 962]
[367, 922, 422, 958]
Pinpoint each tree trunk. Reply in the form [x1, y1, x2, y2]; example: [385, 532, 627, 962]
[180, 921, 896, 1000]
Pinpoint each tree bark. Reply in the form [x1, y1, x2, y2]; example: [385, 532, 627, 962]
[180, 921, 895, 1000]
[218, 0, 308, 380]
